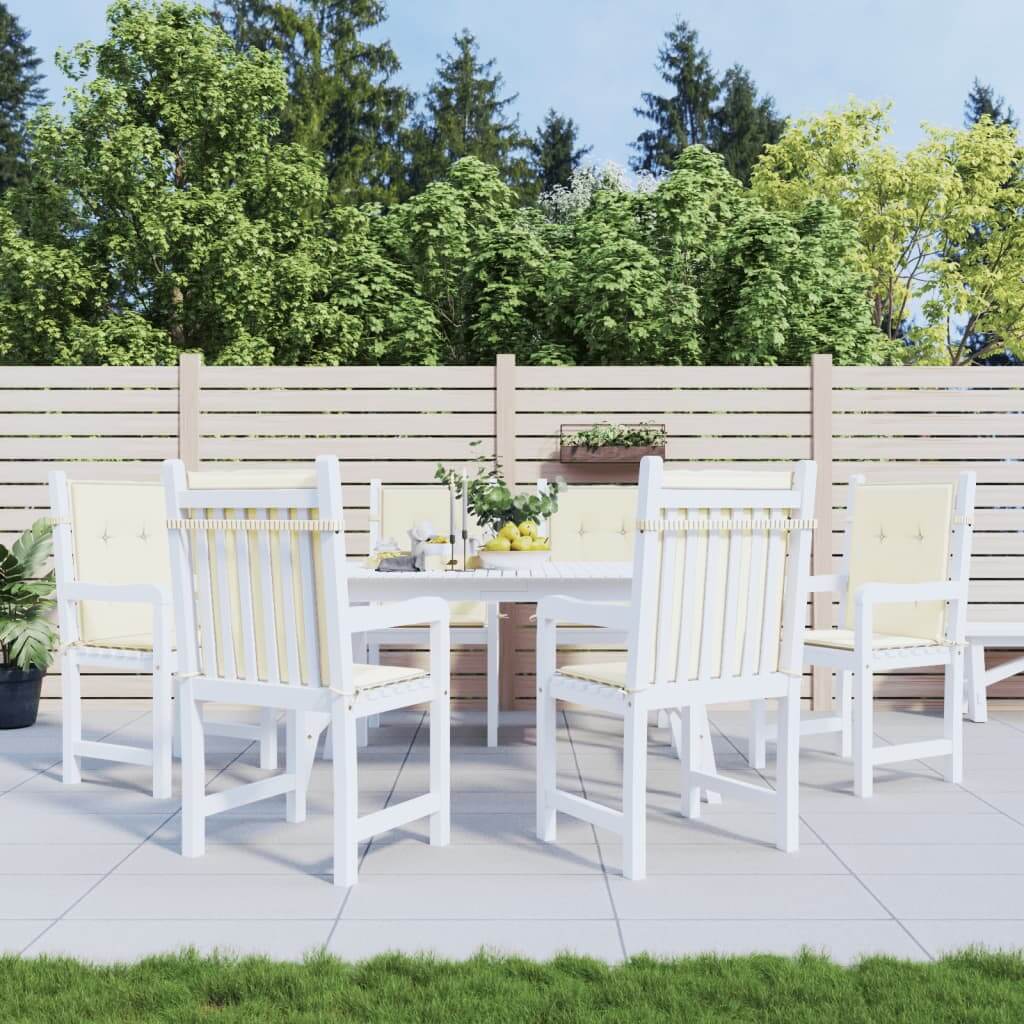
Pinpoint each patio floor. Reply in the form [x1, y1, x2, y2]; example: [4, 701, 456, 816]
[3, 699, 1024, 964]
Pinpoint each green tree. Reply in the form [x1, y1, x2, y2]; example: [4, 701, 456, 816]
[215, 0, 411, 204]
[964, 77, 1017, 129]
[528, 108, 591, 194]
[631, 19, 783, 182]
[403, 29, 529, 197]
[631, 19, 718, 175]
[712, 64, 785, 183]
[0, 2, 45, 194]
[753, 100, 1024, 364]
[0, 0, 431, 365]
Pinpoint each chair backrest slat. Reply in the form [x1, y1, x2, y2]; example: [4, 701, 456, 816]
[164, 459, 352, 691]
[625, 459, 816, 693]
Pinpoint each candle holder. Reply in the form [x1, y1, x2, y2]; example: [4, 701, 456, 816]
[447, 532, 458, 570]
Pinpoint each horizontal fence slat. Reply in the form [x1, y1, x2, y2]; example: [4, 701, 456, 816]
[201, 366, 492, 387]
[516, 366, 810, 388]
[201, 389, 495, 413]
[0, 367, 177, 388]
[201, 412, 495, 436]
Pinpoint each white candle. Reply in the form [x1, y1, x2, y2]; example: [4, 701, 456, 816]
[449, 483, 456, 541]
[462, 469, 468, 535]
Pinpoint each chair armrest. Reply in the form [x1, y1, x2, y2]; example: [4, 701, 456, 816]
[855, 581, 961, 609]
[348, 597, 450, 633]
[64, 582, 171, 607]
[536, 596, 625, 631]
[807, 573, 847, 594]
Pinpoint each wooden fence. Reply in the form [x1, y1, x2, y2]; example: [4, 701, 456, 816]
[2, 354, 1022, 704]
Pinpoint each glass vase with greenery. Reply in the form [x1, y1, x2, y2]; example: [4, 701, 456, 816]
[434, 463, 564, 536]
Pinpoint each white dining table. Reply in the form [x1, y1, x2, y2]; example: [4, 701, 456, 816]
[346, 559, 722, 800]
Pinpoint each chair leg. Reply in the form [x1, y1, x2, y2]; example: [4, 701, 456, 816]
[286, 711, 307, 823]
[486, 603, 500, 747]
[61, 655, 82, 785]
[151, 659, 173, 800]
[838, 670, 853, 759]
[356, 716, 369, 747]
[748, 698, 767, 769]
[945, 648, 965, 784]
[966, 643, 987, 724]
[776, 678, 800, 851]
[622, 702, 648, 881]
[676, 707, 701, 820]
[258, 708, 278, 770]
[536, 683, 558, 842]
[321, 722, 334, 762]
[853, 662, 874, 798]
[429, 685, 451, 847]
[331, 701, 359, 887]
[180, 680, 206, 858]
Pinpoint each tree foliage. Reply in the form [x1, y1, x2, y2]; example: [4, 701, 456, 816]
[631, 18, 783, 184]
[214, 0, 411, 204]
[965, 77, 1017, 129]
[752, 100, 1024, 364]
[528, 109, 591, 195]
[0, 2, 44, 194]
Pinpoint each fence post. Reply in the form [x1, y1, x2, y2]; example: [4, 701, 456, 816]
[810, 354, 834, 711]
[178, 352, 202, 470]
[494, 354, 520, 711]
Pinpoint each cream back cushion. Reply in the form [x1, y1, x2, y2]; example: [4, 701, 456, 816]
[70, 481, 173, 648]
[843, 482, 954, 643]
[378, 484, 484, 625]
[646, 469, 795, 684]
[547, 486, 637, 561]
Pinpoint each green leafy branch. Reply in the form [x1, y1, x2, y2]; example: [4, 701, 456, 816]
[562, 422, 667, 449]
[434, 462, 564, 535]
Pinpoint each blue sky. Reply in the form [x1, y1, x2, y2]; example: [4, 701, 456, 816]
[11, 0, 1024, 166]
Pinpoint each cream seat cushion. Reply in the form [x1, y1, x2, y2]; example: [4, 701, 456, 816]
[353, 663, 427, 690]
[843, 482, 954, 643]
[558, 662, 629, 689]
[69, 481, 173, 649]
[803, 628, 941, 652]
[378, 484, 485, 627]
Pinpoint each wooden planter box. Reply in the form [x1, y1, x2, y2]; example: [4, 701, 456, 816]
[559, 423, 666, 463]
[560, 443, 666, 464]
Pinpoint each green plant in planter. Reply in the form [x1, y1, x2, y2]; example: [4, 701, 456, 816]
[0, 520, 57, 672]
[434, 464, 564, 535]
[563, 422, 667, 449]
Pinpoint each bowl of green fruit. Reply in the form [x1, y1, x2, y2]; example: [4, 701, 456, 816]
[478, 521, 551, 569]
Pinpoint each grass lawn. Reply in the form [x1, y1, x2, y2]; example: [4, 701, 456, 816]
[3, 949, 1024, 1023]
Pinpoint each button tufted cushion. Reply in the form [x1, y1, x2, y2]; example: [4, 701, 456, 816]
[546, 486, 637, 561]
[843, 483, 954, 644]
[69, 481, 173, 648]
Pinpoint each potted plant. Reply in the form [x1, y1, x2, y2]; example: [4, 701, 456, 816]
[560, 422, 667, 463]
[435, 463, 564, 563]
[0, 520, 57, 729]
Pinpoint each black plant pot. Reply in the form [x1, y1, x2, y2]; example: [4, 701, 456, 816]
[0, 666, 43, 729]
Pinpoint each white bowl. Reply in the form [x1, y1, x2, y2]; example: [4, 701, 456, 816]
[478, 549, 552, 569]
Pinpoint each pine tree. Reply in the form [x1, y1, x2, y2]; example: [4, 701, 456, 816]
[529, 109, 591, 194]
[964, 77, 1017, 128]
[712, 64, 785, 183]
[215, 0, 412, 204]
[0, 2, 44, 194]
[631, 18, 783, 181]
[403, 29, 528, 196]
[631, 19, 718, 174]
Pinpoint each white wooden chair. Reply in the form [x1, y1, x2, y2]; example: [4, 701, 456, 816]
[751, 473, 976, 798]
[536, 458, 817, 880]
[163, 455, 450, 886]
[365, 479, 500, 745]
[49, 474, 277, 799]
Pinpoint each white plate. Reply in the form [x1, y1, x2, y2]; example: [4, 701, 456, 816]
[478, 549, 552, 569]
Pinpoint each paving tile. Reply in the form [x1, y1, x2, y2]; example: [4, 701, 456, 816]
[0, 812, 172, 845]
[361, 840, 604, 875]
[343, 874, 613, 920]
[25, 920, 333, 962]
[832, 843, 1024, 876]
[802, 811, 1024, 845]
[862, 875, 1024, 920]
[0, 844, 135, 875]
[0, 921, 54, 955]
[327, 919, 623, 961]
[599, 842, 846, 876]
[609, 875, 886, 920]
[0, 786, 180, 818]
[620, 920, 925, 963]
[0, 756, 57, 791]
[66, 874, 345, 919]
[116, 842, 359, 876]
[904, 920, 1024, 957]
[0, 875, 102, 919]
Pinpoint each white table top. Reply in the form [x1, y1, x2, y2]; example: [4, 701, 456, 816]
[347, 561, 632, 580]
[966, 622, 1024, 640]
